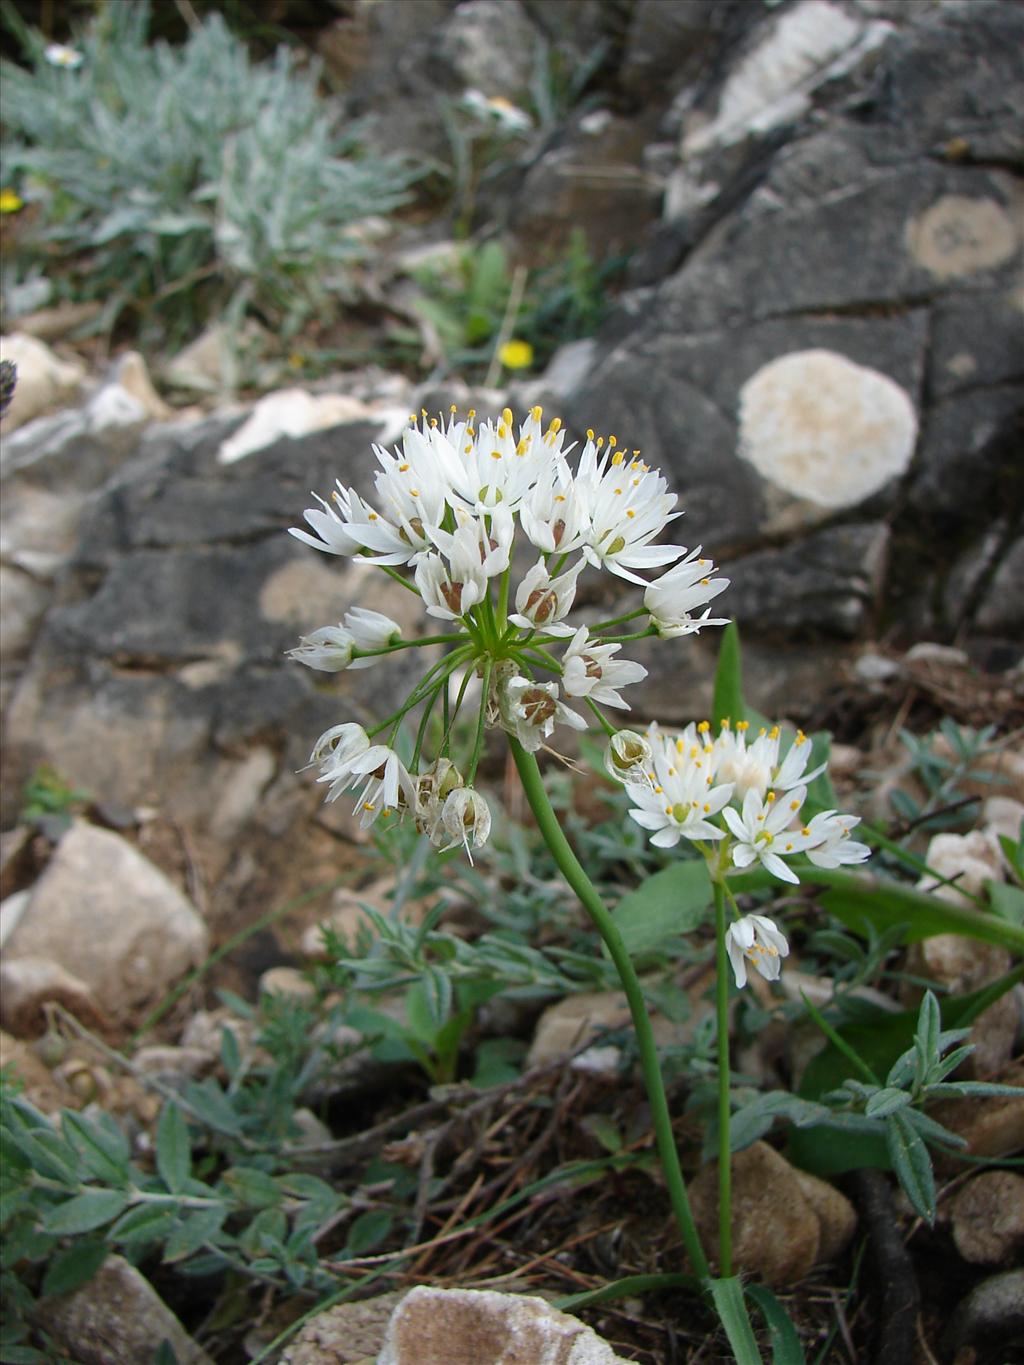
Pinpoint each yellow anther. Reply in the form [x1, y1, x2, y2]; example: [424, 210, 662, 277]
[497, 425, 508, 439]
[769, 725, 780, 740]
[700, 577, 710, 586]
[491, 450, 503, 460]
[796, 730, 807, 745]
[362, 801, 376, 812]
[737, 720, 749, 732]
[596, 437, 604, 448]
[612, 451, 625, 466]
[430, 418, 437, 427]
[468, 408, 476, 419]
[802, 826, 811, 836]
[368, 512, 378, 521]
[790, 799, 800, 811]
[409, 488, 420, 497]
[613, 487, 623, 496]
[785, 842, 793, 851]
[587, 428, 595, 441]
[766, 791, 776, 802]
[465, 444, 473, 453]
[703, 803, 711, 812]
[450, 403, 458, 413]
[698, 720, 710, 733]
[626, 509, 635, 518]
[609, 435, 617, 447]
[502, 406, 513, 428]
[399, 463, 410, 472]
[531, 405, 542, 421]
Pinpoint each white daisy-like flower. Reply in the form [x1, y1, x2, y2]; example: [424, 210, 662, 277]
[560, 626, 647, 710]
[509, 558, 584, 635]
[343, 607, 402, 664]
[288, 625, 354, 672]
[45, 43, 83, 69]
[644, 547, 730, 638]
[721, 786, 810, 884]
[498, 675, 586, 753]
[725, 914, 790, 988]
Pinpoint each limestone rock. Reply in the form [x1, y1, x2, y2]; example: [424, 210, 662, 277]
[281, 1292, 407, 1365]
[0, 333, 85, 432]
[681, 1, 891, 156]
[4, 822, 208, 1024]
[931, 1061, 1024, 1168]
[37, 1254, 213, 1365]
[737, 350, 917, 511]
[377, 1285, 632, 1365]
[0, 955, 109, 1039]
[259, 966, 316, 1001]
[444, 1, 539, 104]
[950, 1171, 1024, 1266]
[217, 389, 378, 464]
[527, 991, 631, 1068]
[690, 1141, 856, 1285]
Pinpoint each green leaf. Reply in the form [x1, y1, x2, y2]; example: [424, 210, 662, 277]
[222, 1166, 281, 1210]
[162, 1206, 226, 1263]
[611, 860, 713, 955]
[182, 1078, 244, 1138]
[155, 1104, 191, 1194]
[108, 1201, 178, 1245]
[746, 1283, 806, 1365]
[707, 1275, 763, 1365]
[712, 623, 744, 732]
[43, 1188, 129, 1235]
[41, 1239, 108, 1297]
[61, 1111, 132, 1187]
[347, 1208, 393, 1256]
[864, 1088, 912, 1119]
[886, 1110, 936, 1222]
[986, 879, 1024, 926]
[815, 869, 1024, 953]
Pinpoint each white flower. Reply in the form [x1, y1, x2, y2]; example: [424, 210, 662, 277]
[802, 810, 871, 869]
[721, 786, 810, 884]
[725, 914, 790, 988]
[498, 675, 586, 753]
[429, 505, 514, 580]
[461, 88, 533, 134]
[288, 625, 354, 672]
[713, 723, 823, 801]
[346, 745, 415, 828]
[44, 43, 83, 69]
[644, 547, 729, 638]
[441, 787, 492, 861]
[519, 462, 587, 555]
[604, 729, 652, 784]
[415, 548, 487, 621]
[343, 607, 401, 665]
[623, 725, 733, 848]
[560, 626, 647, 710]
[575, 436, 686, 584]
[509, 558, 584, 635]
[310, 723, 372, 802]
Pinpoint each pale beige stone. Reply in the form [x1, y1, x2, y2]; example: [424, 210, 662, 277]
[113, 351, 173, 421]
[377, 1286, 632, 1365]
[690, 1141, 856, 1285]
[0, 955, 108, 1038]
[259, 966, 316, 1001]
[906, 195, 1019, 281]
[527, 991, 632, 1068]
[951, 1171, 1024, 1265]
[738, 349, 917, 509]
[5, 822, 208, 1023]
[217, 388, 375, 464]
[281, 1291, 407, 1364]
[39, 1255, 213, 1365]
[0, 333, 86, 431]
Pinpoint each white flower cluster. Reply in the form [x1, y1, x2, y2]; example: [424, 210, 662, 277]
[607, 719, 870, 882]
[606, 718, 870, 988]
[289, 406, 729, 850]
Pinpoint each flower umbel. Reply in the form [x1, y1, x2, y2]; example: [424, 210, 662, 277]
[289, 405, 730, 853]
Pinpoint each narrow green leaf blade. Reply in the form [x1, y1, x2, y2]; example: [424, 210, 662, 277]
[708, 1275, 763, 1365]
[712, 623, 744, 732]
[745, 1283, 806, 1365]
[886, 1110, 936, 1223]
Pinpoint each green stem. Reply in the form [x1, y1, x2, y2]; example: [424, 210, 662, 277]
[713, 880, 733, 1277]
[509, 738, 710, 1280]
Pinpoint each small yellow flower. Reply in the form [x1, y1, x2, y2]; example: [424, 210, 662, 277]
[498, 339, 533, 371]
[0, 188, 24, 215]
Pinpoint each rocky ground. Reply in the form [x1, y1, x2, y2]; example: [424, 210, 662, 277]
[1, 1, 1022, 1361]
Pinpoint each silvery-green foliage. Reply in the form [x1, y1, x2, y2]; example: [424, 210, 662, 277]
[728, 992, 1019, 1223]
[1, 3, 414, 346]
